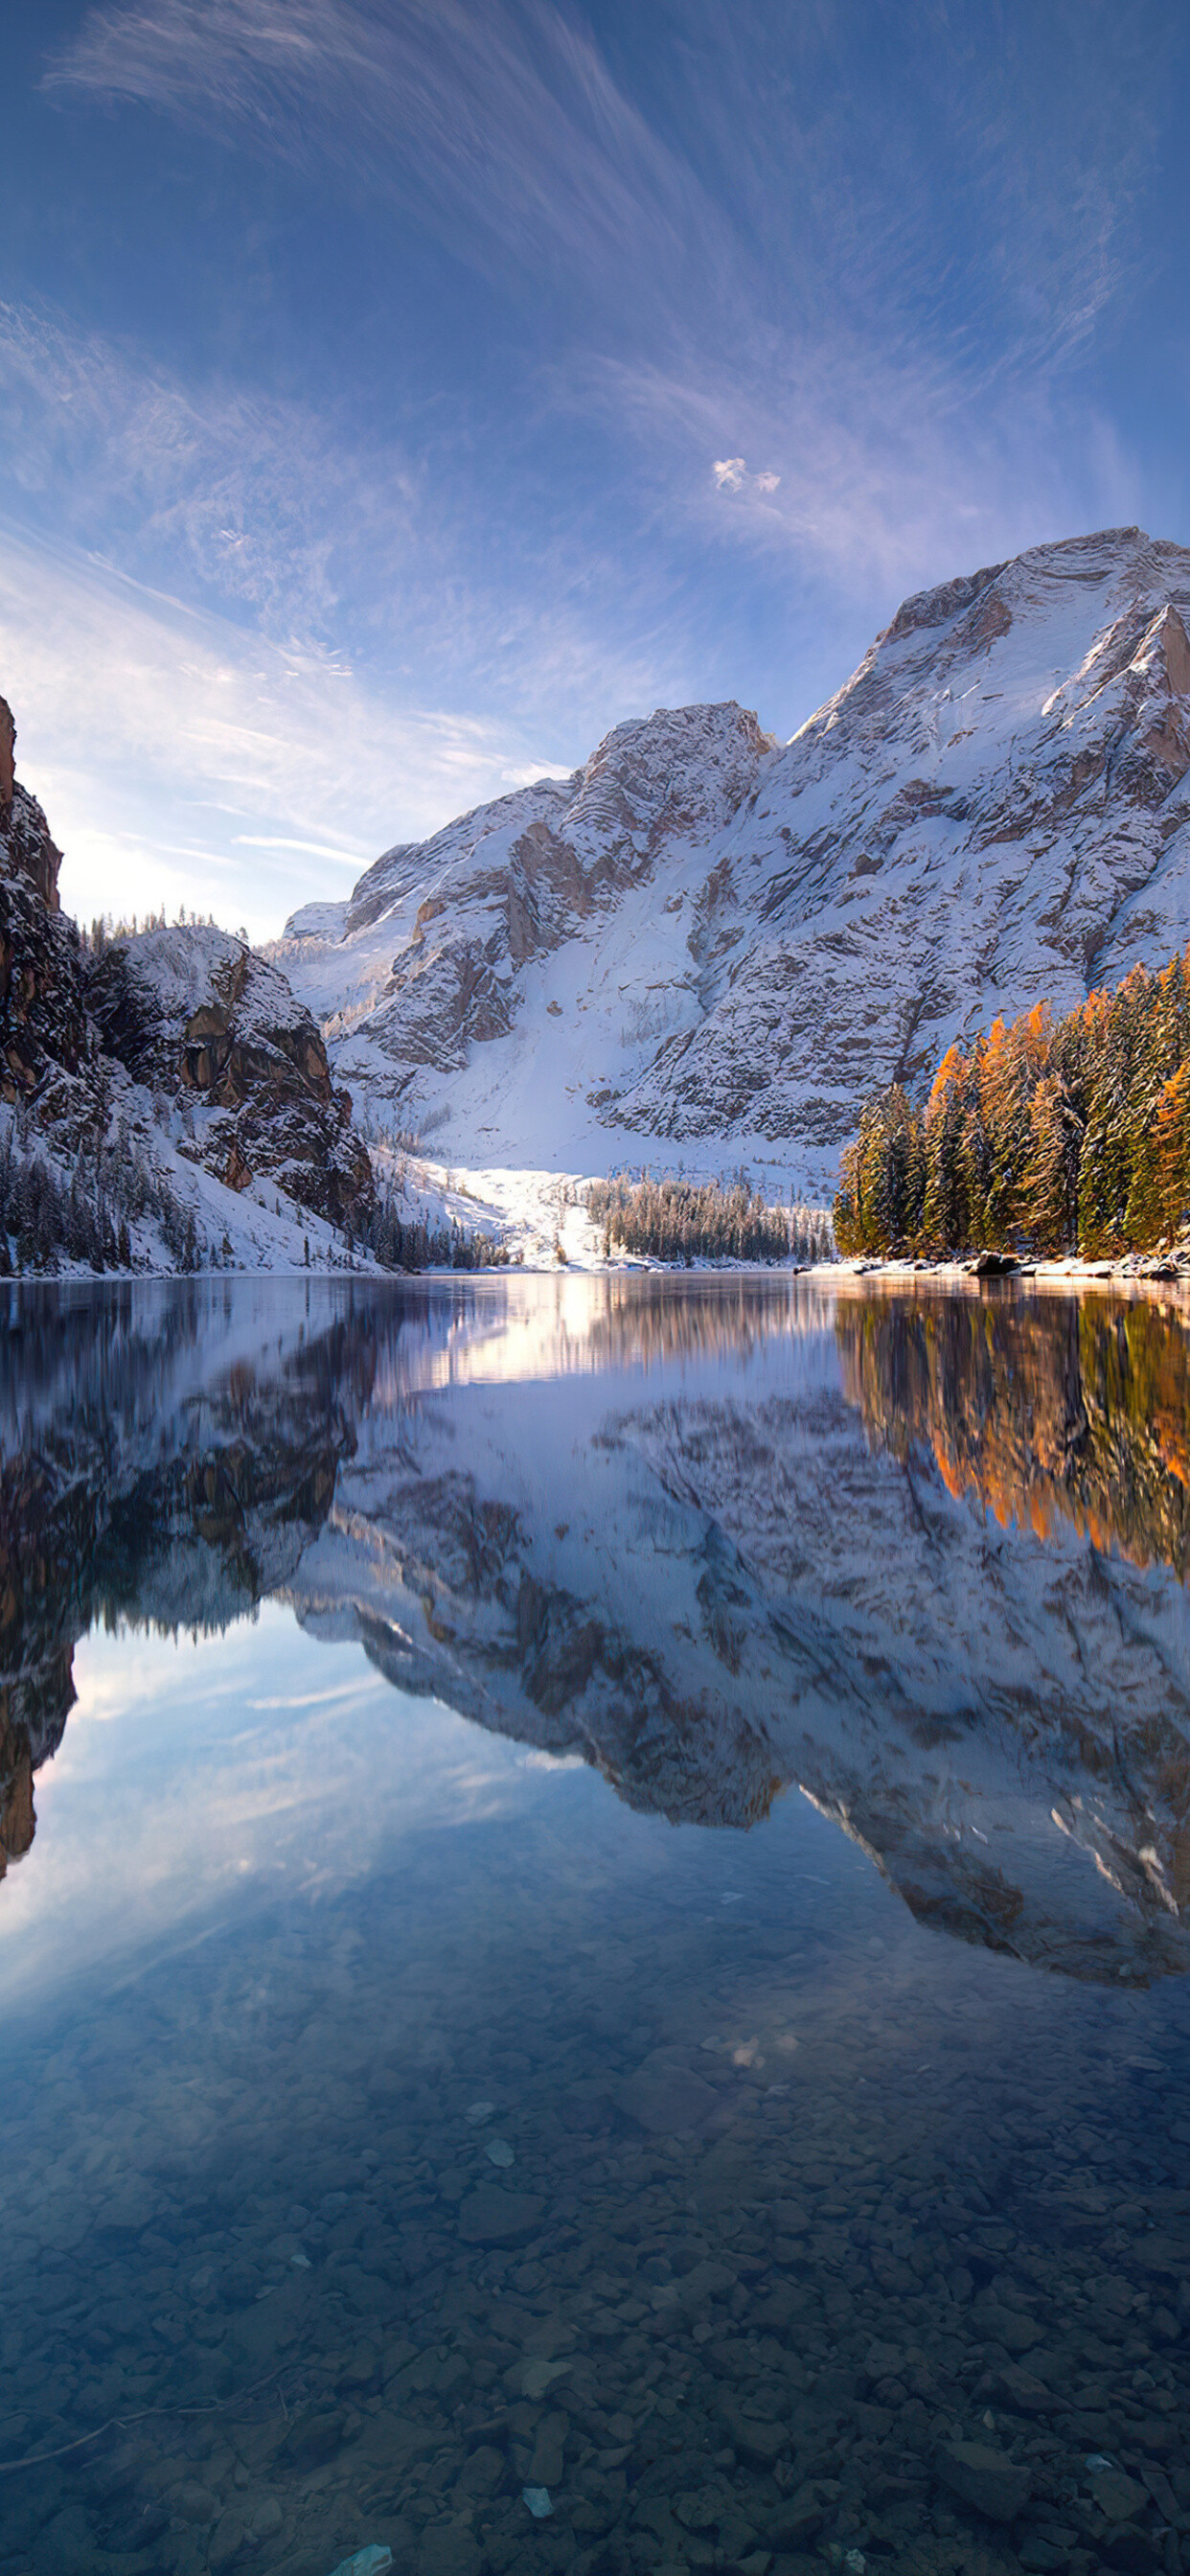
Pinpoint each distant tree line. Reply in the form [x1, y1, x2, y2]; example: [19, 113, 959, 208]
[587, 1173, 835, 1265]
[82, 906, 233, 954]
[363, 1184, 514, 1272]
[835, 949, 1190, 1258]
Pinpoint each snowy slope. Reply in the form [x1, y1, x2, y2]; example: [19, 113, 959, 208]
[273, 527, 1190, 1204]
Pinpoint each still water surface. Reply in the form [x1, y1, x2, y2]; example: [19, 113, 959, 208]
[1, 1276, 1189, 2576]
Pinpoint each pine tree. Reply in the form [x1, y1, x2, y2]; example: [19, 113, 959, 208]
[836, 937, 1190, 1260]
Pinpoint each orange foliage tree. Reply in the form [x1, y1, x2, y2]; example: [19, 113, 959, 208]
[834, 945, 1190, 1259]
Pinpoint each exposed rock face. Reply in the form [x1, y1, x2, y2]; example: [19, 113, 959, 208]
[0, 694, 91, 1125]
[0, 866, 91, 1122]
[274, 702, 775, 1132]
[0, 691, 378, 1260]
[88, 927, 374, 1230]
[0, 1693, 35, 1882]
[276, 528, 1190, 1194]
[0, 694, 61, 912]
[0, 690, 90, 1122]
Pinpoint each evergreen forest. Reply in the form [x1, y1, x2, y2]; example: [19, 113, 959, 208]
[834, 949, 1190, 1258]
[588, 1174, 834, 1265]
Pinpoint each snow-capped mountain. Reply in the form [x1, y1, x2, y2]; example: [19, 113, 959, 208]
[274, 526, 1190, 1200]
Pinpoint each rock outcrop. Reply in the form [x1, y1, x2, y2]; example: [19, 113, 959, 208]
[0, 693, 62, 911]
[0, 690, 377, 1259]
[0, 695, 93, 1130]
[275, 528, 1190, 1196]
[88, 927, 373, 1230]
[0, 1693, 35, 1882]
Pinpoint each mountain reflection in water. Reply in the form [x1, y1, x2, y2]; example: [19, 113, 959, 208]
[5, 1277, 1190, 2576]
[2, 1276, 1190, 1984]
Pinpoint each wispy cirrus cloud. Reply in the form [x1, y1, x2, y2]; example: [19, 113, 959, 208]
[0, 292, 694, 749]
[0, 524, 583, 937]
[48, 0, 1157, 382]
[17, 0, 1185, 939]
[45, 0, 1166, 629]
[0, 297, 419, 652]
[45, 0, 714, 314]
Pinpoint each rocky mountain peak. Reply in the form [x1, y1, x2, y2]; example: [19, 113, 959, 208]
[275, 698, 775, 1096]
[562, 700, 774, 864]
[880, 557, 1011, 646]
[1157, 599, 1190, 694]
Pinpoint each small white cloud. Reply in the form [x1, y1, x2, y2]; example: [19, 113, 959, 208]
[713, 457, 780, 498]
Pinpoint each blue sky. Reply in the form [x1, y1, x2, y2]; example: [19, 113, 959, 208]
[2, 0, 1187, 937]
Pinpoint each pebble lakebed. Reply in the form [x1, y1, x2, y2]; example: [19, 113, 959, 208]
[2, 1783, 1189, 2576]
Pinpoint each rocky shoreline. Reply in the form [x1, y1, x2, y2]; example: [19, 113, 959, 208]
[835, 1254, 1190, 1292]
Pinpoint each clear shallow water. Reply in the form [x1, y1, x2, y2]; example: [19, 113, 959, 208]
[1, 1276, 1189, 2576]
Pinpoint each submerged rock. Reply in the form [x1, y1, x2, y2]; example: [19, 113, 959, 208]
[455, 2184, 544, 2244]
[1092, 2470, 1151, 2524]
[934, 2438, 1033, 2521]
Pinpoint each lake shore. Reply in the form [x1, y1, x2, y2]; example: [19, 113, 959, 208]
[834, 1250, 1190, 1290]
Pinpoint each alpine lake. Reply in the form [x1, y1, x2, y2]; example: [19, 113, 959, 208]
[2, 1274, 1189, 2576]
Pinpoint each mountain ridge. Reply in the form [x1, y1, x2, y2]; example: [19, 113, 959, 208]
[273, 525, 1190, 1201]
[7, 522, 1190, 1266]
